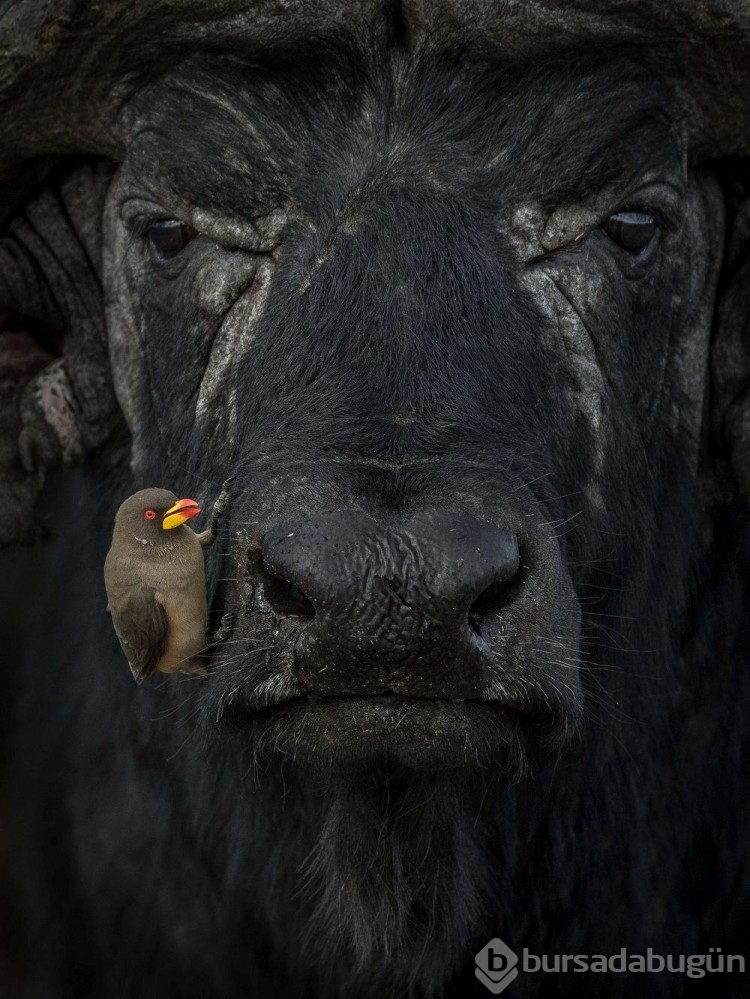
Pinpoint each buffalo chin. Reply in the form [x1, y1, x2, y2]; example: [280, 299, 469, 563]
[219, 694, 577, 775]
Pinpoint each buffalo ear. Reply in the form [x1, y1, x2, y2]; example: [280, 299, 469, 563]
[0, 160, 119, 545]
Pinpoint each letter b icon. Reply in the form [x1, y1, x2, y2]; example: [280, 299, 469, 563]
[475, 938, 519, 994]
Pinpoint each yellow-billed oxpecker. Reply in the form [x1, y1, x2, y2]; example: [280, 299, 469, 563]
[104, 484, 231, 683]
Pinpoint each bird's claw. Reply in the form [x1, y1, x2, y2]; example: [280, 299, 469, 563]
[200, 477, 235, 547]
[210, 476, 234, 522]
[209, 611, 235, 645]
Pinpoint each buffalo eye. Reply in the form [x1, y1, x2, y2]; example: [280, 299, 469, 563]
[602, 211, 658, 254]
[144, 509, 157, 521]
[146, 220, 198, 259]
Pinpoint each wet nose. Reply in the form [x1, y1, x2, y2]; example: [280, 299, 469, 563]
[261, 510, 521, 698]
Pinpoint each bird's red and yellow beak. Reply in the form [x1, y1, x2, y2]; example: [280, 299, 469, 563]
[162, 498, 201, 530]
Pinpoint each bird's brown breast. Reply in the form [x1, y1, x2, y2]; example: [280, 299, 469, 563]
[105, 526, 208, 678]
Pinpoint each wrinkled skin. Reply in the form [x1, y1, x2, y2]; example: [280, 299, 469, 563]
[5, 18, 750, 999]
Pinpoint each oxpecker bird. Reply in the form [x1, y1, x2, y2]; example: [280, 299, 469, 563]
[104, 484, 231, 682]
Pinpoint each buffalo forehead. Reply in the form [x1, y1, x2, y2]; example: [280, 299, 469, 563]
[119, 46, 680, 224]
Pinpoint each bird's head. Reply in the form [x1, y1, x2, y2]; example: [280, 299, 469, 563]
[113, 488, 201, 540]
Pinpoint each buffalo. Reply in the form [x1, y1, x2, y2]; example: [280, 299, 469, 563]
[1, 1, 750, 996]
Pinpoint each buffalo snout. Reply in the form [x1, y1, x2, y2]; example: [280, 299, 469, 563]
[261, 510, 526, 699]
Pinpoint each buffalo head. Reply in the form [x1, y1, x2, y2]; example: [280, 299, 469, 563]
[3, 3, 750, 997]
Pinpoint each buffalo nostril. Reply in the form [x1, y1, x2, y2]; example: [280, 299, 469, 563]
[468, 567, 524, 637]
[262, 573, 316, 619]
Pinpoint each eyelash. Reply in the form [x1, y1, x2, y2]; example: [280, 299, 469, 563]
[128, 217, 151, 239]
[125, 216, 154, 255]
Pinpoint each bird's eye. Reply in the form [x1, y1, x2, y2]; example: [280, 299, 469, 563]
[602, 211, 658, 254]
[144, 509, 157, 521]
[146, 220, 198, 259]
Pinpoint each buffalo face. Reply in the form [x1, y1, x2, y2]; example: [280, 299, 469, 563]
[98, 46, 722, 774]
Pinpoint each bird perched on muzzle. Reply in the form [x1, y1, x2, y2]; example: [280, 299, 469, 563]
[104, 483, 232, 683]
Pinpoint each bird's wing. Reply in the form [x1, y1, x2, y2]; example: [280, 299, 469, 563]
[109, 586, 168, 684]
